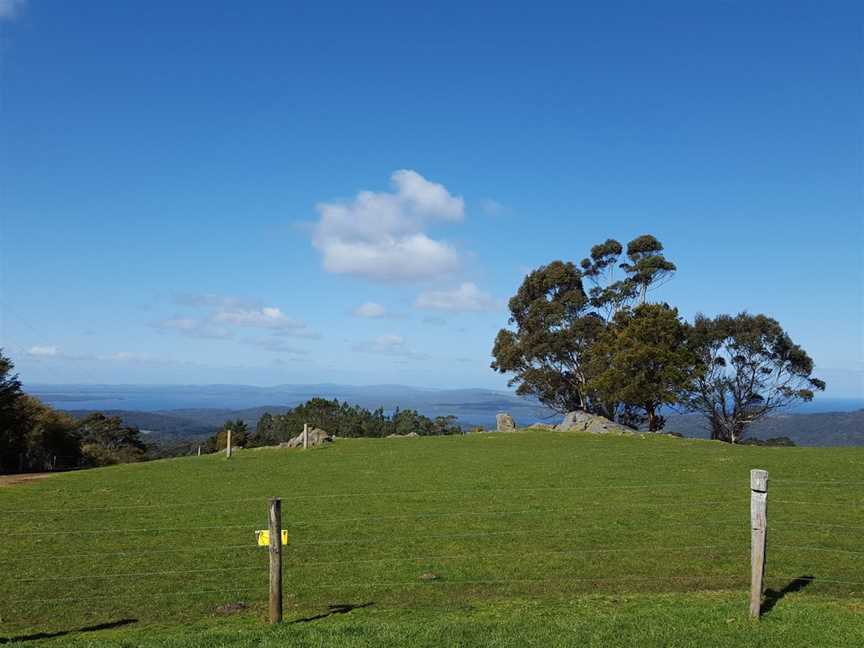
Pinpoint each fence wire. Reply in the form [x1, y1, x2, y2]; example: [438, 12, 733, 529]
[1, 474, 862, 633]
[0, 498, 750, 537]
[0, 480, 748, 515]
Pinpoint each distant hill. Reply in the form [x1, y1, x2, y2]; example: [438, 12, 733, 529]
[665, 410, 864, 447]
[43, 383, 555, 432]
[62, 405, 864, 448]
[29, 382, 529, 409]
[63, 409, 222, 438]
[37, 382, 864, 445]
[64, 406, 293, 439]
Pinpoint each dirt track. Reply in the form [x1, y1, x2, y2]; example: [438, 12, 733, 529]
[0, 472, 53, 487]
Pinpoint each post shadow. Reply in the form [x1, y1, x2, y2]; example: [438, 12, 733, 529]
[761, 575, 814, 616]
[290, 602, 374, 624]
[0, 618, 137, 644]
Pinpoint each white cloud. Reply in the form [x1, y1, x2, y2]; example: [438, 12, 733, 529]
[0, 0, 26, 21]
[27, 345, 60, 357]
[243, 337, 308, 354]
[20, 344, 187, 367]
[159, 317, 200, 332]
[157, 298, 319, 339]
[320, 234, 459, 282]
[352, 302, 387, 318]
[25, 346, 152, 363]
[214, 306, 303, 330]
[392, 169, 464, 220]
[97, 352, 154, 362]
[415, 282, 499, 312]
[174, 293, 258, 310]
[352, 334, 426, 359]
[269, 327, 320, 340]
[156, 317, 233, 339]
[312, 170, 464, 281]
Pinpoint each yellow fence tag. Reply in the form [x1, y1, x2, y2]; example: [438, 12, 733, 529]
[256, 530, 288, 546]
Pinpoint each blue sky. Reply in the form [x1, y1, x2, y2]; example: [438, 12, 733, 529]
[1, 1, 861, 397]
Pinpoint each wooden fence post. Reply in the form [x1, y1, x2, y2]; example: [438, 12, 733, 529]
[226, 428, 232, 459]
[303, 423, 308, 450]
[750, 469, 768, 619]
[197, 445, 201, 457]
[268, 497, 283, 624]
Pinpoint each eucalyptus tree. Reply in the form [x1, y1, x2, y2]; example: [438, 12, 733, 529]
[580, 234, 677, 315]
[587, 303, 695, 431]
[491, 260, 603, 414]
[684, 312, 825, 443]
[492, 235, 678, 420]
[619, 235, 677, 304]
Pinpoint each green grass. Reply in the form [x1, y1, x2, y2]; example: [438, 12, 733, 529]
[1, 431, 862, 646]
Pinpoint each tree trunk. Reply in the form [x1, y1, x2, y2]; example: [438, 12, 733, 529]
[731, 420, 746, 444]
[646, 404, 659, 432]
[709, 414, 728, 442]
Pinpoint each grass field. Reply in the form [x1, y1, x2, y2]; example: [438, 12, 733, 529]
[1, 430, 862, 646]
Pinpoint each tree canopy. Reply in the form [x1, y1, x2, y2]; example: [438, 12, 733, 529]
[492, 235, 824, 442]
[0, 350, 150, 473]
[587, 304, 695, 431]
[214, 419, 249, 449]
[247, 398, 461, 447]
[492, 235, 680, 420]
[683, 312, 825, 443]
[491, 260, 603, 415]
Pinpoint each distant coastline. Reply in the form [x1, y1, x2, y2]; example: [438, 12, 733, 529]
[25, 383, 864, 448]
[24, 382, 864, 414]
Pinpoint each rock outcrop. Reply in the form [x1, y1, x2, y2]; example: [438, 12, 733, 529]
[527, 422, 556, 430]
[286, 427, 332, 448]
[496, 413, 517, 432]
[556, 411, 632, 435]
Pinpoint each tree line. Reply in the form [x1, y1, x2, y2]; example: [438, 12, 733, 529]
[0, 351, 148, 473]
[491, 235, 824, 443]
[208, 397, 463, 450]
[0, 349, 465, 474]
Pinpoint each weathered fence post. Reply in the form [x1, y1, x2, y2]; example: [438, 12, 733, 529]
[226, 428, 232, 459]
[303, 423, 308, 450]
[268, 497, 283, 624]
[750, 469, 768, 619]
[197, 445, 201, 457]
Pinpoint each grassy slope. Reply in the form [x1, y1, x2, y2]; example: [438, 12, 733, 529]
[1, 431, 862, 646]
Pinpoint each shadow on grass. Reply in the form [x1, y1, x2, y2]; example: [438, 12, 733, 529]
[291, 602, 374, 624]
[762, 575, 814, 616]
[0, 618, 137, 644]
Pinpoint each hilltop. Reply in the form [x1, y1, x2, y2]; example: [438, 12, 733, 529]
[1, 429, 862, 646]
